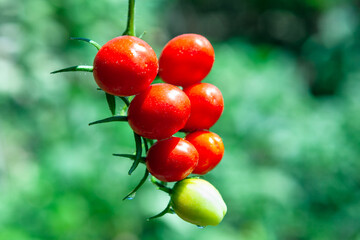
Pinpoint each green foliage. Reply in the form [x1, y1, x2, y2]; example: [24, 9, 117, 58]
[1, 0, 360, 239]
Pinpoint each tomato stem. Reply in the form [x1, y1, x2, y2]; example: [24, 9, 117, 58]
[105, 93, 116, 116]
[113, 153, 146, 163]
[150, 176, 173, 194]
[88, 116, 128, 126]
[51, 65, 93, 74]
[142, 137, 150, 153]
[118, 96, 130, 107]
[123, 0, 135, 36]
[138, 31, 146, 39]
[147, 200, 173, 221]
[128, 132, 142, 175]
[70, 37, 101, 50]
[123, 168, 149, 200]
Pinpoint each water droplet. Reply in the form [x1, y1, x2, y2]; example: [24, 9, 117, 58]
[124, 193, 136, 200]
[196, 225, 205, 229]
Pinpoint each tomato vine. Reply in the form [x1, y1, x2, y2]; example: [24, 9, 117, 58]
[51, 0, 227, 227]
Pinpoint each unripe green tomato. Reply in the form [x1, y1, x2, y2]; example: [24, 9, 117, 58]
[171, 178, 227, 226]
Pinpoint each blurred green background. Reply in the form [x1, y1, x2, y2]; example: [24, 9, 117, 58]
[1, 0, 360, 239]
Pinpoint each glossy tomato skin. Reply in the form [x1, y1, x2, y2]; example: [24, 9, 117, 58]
[146, 137, 199, 182]
[182, 83, 224, 132]
[127, 83, 191, 140]
[159, 34, 215, 86]
[93, 36, 158, 96]
[185, 130, 224, 175]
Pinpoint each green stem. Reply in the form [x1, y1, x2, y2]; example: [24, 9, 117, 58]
[128, 132, 142, 175]
[88, 116, 128, 126]
[51, 65, 93, 74]
[119, 97, 130, 107]
[113, 153, 146, 163]
[150, 176, 172, 194]
[123, 0, 135, 36]
[105, 93, 116, 116]
[70, 37, 101, 50]
[147, 201, 173, 221]
[113, 153, 136, 160]
[123, 168, 149, 200]
[142, 137, 149, 153]
[138, 31, 146, 39]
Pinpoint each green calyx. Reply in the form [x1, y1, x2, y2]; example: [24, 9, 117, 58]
[88, 116, 128, 126]
[70, 37, 101, 50]
[51, 65, 93, 74]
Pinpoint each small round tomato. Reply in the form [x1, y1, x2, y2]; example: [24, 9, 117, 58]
[171, 178, 227, 226]
[146, 137, 199, 182]
[159, 34, 215, 86]
[185, 130, 224, 175]
[127, 83, 191, 140]
[182, 83, 224, 132]
[93, 36, 158, 96]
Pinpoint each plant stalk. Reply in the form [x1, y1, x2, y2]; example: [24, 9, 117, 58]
[123, 0, 135, 36]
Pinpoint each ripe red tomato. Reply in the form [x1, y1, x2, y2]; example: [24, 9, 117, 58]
[185, 130, 224, 175]
[146, 137, 199, 182]
[182, 83, 224, 132]
[159, 34, 215, 87]
[93, 36, 158, 96]
[127, 83, 191, 140]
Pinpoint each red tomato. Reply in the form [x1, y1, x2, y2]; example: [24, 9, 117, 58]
[182, 83, 224, 132]
[159, 34, 215, 86]
[127, 83, 191, 140]
[93, 36, 158, 96]
[146, 137, 199, 182]
[185, 130, 224, 175]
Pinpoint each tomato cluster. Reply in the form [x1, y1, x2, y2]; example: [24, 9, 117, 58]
[95, 33, 225, 225]
[104, 34, 222, 182]
[53, 32, 226, 226]
[93, 33, 224, 182]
